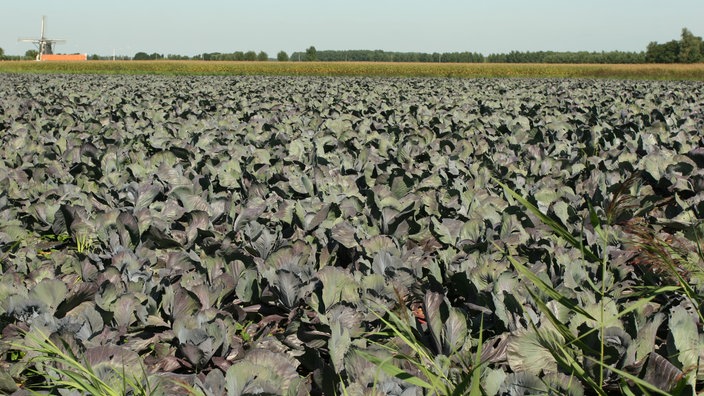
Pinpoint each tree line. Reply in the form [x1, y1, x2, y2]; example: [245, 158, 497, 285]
[646, 28, 704, 63]
[128, 28, 703, 64]
[288, 48, 485, 63]
[485, 50, 645, 64]
[2, 28, 702, 63]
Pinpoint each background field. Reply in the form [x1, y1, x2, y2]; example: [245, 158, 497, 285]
[2, 60, 704, 79]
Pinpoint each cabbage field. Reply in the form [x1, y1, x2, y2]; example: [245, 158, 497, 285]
[1, 74, 704, 395]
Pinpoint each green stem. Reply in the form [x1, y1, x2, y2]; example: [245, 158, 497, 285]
[598, 222, 610, 389]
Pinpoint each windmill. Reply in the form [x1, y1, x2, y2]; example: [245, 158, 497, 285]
[18, 16, 66, 60]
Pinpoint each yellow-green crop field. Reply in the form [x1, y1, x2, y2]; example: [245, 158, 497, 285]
[1, 60, 704, 79]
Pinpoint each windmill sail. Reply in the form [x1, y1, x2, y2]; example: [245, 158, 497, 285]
[18, 16, 66, 59]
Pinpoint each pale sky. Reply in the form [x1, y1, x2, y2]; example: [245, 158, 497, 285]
[1, 0, 702, 58]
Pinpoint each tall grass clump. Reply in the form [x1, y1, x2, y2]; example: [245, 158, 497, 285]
[357, 300, 483, 396]
[495, 179, 700, 394]
[10, 329, 158, 395]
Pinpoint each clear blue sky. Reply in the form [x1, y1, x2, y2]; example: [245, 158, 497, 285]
[2, 0, 702, 57]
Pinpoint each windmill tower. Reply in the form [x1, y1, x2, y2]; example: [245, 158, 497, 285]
[18, 16, 66, 60]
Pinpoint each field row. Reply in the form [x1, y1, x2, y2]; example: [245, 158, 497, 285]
[2, 60, 704, 79]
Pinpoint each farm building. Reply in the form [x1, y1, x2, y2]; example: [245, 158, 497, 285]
[39, 53, 88, 61]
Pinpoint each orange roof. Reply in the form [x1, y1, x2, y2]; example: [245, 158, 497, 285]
[40, 54, 87, 61]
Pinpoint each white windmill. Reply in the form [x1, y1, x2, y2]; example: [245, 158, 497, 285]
[18, 16, 66, 60]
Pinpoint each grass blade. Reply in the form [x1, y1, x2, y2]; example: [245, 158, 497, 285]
[496, 180, 600, 263]
[584, 356, 676, 395]
[355, 350, 434, 389]
[501, 249, 595, 321]
[466, 314, 484, 396]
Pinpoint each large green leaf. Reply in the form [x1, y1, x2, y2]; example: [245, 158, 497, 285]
[329, 321, 352, 374]
[507, 328, 560, 376]
[668, 303, 700, 378]
[29, 279, 68, 314]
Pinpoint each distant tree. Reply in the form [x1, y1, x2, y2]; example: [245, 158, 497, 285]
[231, 52, 242, 60]
[277, 51, 289, 61]
[89, 54, 100, 61]
[25, 50, 39, 60]
[305, 46, 317, 61]
[646, 40, 680, 63]
[257, 51, 268, 61]
[644, 28, 704, 63]
[645, 42, 660, 63]
[660, 41, 681, 62]
[0, 47, 4, 59]
[134, 52, 150, 60]
[243, 51, 257, 61]
[679, 28, 703, 63]
[149, 52, 162, 60]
